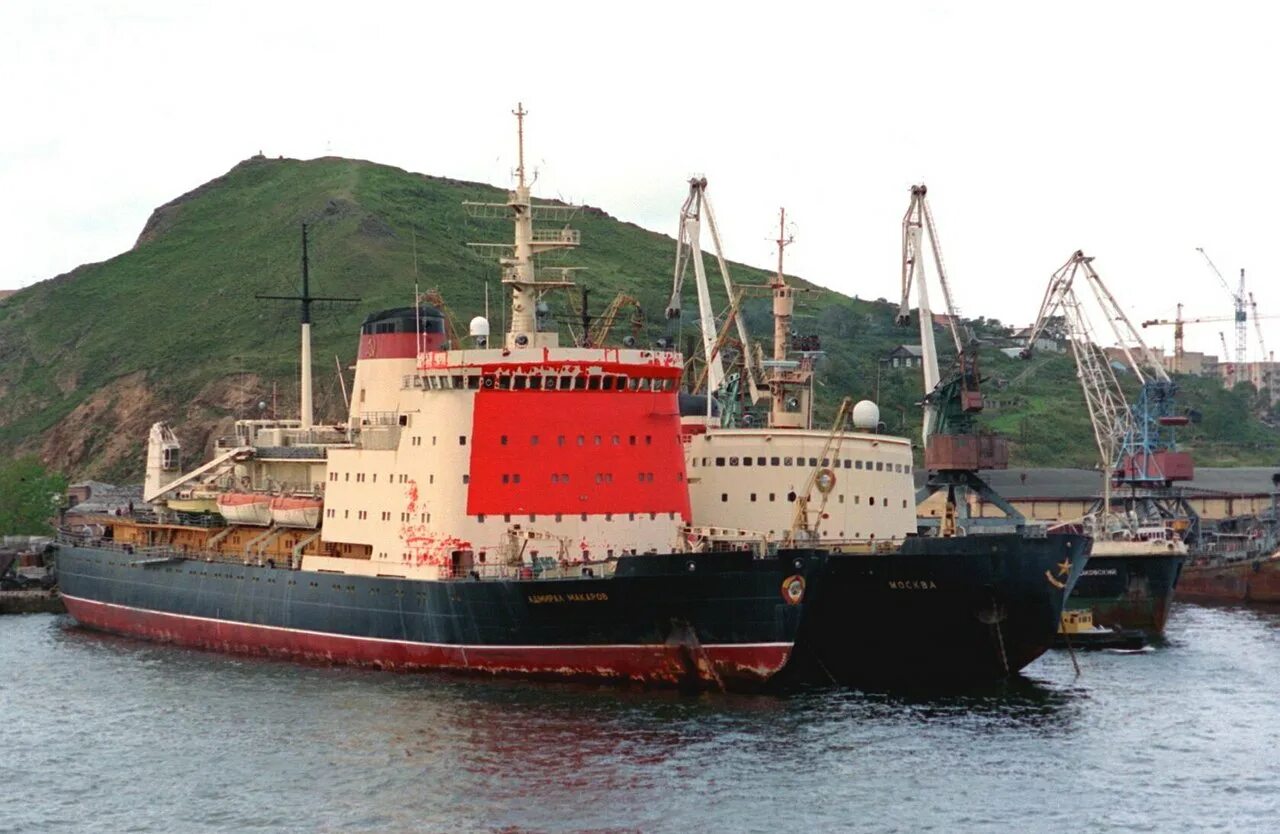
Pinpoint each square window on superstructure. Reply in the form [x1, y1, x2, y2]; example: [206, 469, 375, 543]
[462, 474, 470, 484]
[500, 435, 508, 445]
[750, 493, 757, 502]
[531, 435, 539, 445]
[757, 457, 766, 466]
[513, 474, 521, 484]
[771, 457, 780, 466]
[459, 436, 467, 445]
[721, 493, 728, 502]
[716, 457, 726, 466]
[876, 462, 884, 471]
[743, 457, 752, 467]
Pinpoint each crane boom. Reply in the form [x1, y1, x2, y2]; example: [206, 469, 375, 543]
[1250, 292, 1269, 361]
[1024, 251, 1191, 494]
[666, 177, 764, 406]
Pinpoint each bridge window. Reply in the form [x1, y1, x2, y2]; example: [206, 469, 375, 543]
[716, 457, 725, 466]
[601, 377, 614, 391]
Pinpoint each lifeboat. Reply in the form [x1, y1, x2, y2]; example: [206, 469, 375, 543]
[216, 492, 272, 526]
[269, 495, 322, 529]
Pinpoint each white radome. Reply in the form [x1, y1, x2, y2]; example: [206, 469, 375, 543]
[852, 399, 880, 430]
[468, 316, 491, 338]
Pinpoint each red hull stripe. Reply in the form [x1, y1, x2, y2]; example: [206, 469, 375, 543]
[61, 595, 790, 687]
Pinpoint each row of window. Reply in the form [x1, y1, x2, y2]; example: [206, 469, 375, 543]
[692, 456, 910, 474]
[405, 372, 678, 393]
[720, 492, 909, 509]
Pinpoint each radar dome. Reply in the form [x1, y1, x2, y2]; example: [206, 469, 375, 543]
[852, 400, 880, 430]
[469, 317, 491, 338]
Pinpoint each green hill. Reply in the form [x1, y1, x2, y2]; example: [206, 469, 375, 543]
[0, 155, 1276, 480]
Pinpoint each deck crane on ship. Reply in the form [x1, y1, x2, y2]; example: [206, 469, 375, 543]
[895, 184, 1021, 535]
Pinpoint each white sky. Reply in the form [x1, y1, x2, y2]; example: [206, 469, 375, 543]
[3, 1, 1278, 361]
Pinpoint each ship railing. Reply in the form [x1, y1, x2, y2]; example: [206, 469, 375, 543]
[54, 530, 294, 569]
[438, 560, 617, 582]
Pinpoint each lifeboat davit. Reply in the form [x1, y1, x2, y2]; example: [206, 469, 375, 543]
[216, 492, 272, 526]
[269, 495, 322, 529]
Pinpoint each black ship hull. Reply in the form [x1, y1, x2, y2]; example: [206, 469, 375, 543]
[1067, 549, 1184, 638]
[786, 532, 1090, 687]
[57, 545, 825, 691]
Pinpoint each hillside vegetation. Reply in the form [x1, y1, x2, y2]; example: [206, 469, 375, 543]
[0, 156, 1276, 480]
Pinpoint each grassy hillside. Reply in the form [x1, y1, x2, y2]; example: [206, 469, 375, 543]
[0, 156, 1276, 480]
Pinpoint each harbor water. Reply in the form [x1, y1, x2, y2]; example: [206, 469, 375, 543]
[3, 603, 1279, 833]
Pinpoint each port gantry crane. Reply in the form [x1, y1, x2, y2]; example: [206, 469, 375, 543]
[897, 184, 1021, 535]
[1022, 251, 1198, 538]
[666, 177, 765, 413]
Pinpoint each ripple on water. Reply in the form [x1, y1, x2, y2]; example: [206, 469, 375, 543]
[3, 608, 1280, 832]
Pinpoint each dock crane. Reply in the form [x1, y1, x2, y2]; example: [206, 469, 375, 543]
[1023, 251, 1197, 537]
[666, 178, 765, 408]
[1196, 247, 1248, 365]
[897, 185, 1020, 533]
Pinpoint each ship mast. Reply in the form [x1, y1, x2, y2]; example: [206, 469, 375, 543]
[765, 208, 815, 429]
[256, 224, 358, 430]
[464, 103, 581, 350]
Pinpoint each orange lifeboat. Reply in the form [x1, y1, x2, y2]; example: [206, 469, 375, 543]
[269, 495, 323, 529]
[216, 492, 273, 526]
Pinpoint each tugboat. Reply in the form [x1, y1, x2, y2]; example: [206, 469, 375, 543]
[56, 106, 826, 691]
[665, 182, 1088, 686]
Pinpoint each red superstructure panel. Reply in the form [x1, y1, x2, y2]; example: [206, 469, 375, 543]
[467, 388, 692, 519]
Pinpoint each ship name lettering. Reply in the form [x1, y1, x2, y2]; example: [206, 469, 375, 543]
[888, 580, 938, 590]
[527, 593, 566, 604]
[566, 592, 608, 602]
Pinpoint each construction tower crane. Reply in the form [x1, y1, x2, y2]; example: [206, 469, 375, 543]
[666, 178, 764, 407]
[897, 184, 1020, 530]
[1140, 307, 1280, 378]
[1196, 247, 1248, 365]
[1022, 251, 1196, 534]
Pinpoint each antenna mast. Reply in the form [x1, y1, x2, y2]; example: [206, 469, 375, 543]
[256, 224, 358, 430]
[464, 103, 581, 350]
